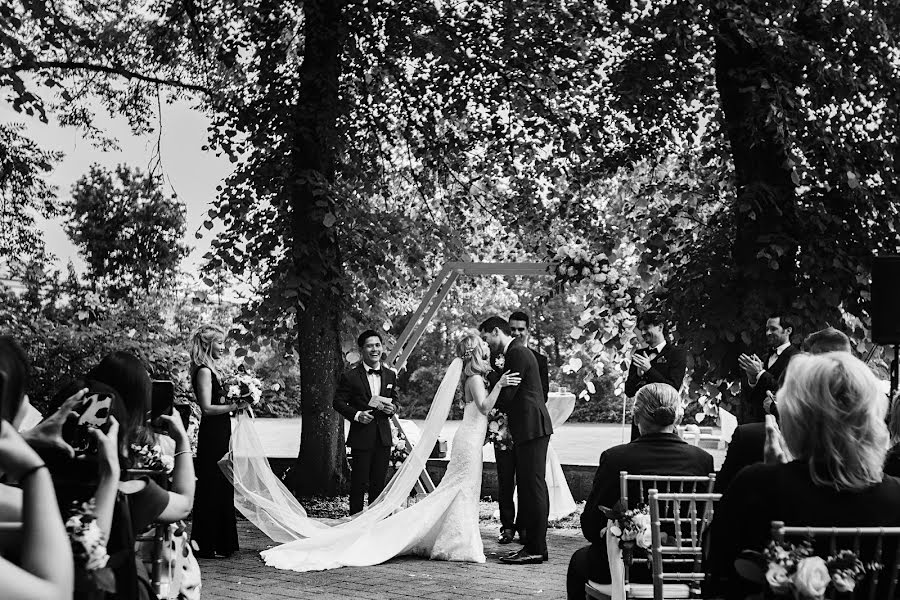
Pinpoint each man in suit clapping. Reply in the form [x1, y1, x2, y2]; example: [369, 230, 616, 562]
[624, 312, 687, 441]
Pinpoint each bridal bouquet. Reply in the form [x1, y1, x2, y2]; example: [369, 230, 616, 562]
[65, 499, 114, 592]
[390, 428, 410, 468]
[486, 409, 512, 450]
[227, 371, 263, 405]
[737, 540, 880, 599]
[130, 442, 174, 473]
[599, 501, 653, 566]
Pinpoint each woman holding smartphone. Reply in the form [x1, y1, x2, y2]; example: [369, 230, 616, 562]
[189, 325, 248, 559]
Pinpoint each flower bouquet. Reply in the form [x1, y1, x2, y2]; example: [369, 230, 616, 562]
[130, 442, 174, 473]
[736, 539, 881, 599]
[390, 428, 410, 468]
[486, 408, 513, 450]
[66, 499, 114, 593]
[598, 501, 653, 566]
[226, 371, 263, 406]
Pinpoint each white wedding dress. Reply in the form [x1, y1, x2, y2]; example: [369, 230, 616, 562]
[219, 359, 488, 572]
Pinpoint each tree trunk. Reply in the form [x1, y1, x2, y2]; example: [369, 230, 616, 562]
[712, 1, 799, 344]
[285, 0, 351, 496]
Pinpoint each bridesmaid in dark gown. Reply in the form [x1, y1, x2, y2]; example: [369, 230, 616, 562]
[189, 325, 249, 558]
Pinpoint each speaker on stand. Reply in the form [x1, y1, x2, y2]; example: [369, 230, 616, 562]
[872, 255, 900, 401]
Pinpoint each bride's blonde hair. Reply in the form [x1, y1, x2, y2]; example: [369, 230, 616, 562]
[456, 332, 491, 380]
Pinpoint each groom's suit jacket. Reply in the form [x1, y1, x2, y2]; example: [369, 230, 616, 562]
[332, 363, 398, 449]
[489, 348, 550, 403]
[738, 345, 799, 424]
[495, 338, 553, 443]
[623, 342, 687, 398]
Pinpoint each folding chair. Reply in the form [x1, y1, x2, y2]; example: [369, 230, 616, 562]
[128, 468, 172, 599]
[585, 473, 716, 600]
[647, 490, 721, 599]
[771, 520, 900, 600]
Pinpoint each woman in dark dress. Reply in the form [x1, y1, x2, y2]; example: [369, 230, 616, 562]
[189, 325, 248, 558]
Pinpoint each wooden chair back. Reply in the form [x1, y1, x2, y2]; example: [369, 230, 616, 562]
[616, 472, 715, 592]
[771, 521, 900, 600]
[648, 490, 721, 599]
[126, 468, 171, 599]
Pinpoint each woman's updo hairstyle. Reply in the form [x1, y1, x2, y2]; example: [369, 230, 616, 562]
[633, 383, 683, 431]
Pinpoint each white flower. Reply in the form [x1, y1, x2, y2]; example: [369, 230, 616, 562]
[794, 556, 830, 599]
[489, 421, 500, 433]
[160, 454, 174, 473]
[765, 563, 792, 593]
[633, 513, 652, 549]
[228, 384, 240, 397]
[609, 524, 622, 537]
[831, 571, 856, 593]
[272, 383, 282, 392]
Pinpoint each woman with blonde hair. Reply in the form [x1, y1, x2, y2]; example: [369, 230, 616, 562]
[706, 352, 900, 598]
[189, 324, 249, 559]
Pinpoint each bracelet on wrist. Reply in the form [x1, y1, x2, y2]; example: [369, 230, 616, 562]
[174, 450, 191, 458]
[19, 464, 47, 483]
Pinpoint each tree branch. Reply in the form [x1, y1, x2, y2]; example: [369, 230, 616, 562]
[9, 60, 211, 94]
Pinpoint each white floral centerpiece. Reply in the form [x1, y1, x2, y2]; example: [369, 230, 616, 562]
[130, 442, 174, 473]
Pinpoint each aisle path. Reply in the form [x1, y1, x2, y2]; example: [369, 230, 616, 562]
[200, 518, 583, 599]
[242, 418, 726, 469]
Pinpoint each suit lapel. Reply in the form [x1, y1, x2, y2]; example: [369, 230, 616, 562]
[379, 369, 392, 397]
[357, 365, 373, 399]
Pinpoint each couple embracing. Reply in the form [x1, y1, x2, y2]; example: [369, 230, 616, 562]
[239, 316, 552, 572]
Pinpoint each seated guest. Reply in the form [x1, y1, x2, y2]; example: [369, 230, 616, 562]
[567, 383, 713, 600]
[0, 336, 73, 600]
[885, 393, 900, 478]
[86, 352, 196, 599]
[705, 352, 900, 599]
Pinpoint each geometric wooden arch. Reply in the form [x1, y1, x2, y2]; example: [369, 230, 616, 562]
[385, 261, 554, 494]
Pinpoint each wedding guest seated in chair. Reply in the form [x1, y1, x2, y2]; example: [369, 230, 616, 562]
[705, 352, 900, 599]
[566, 383, 713, 600]
[0, 336, 73, 600]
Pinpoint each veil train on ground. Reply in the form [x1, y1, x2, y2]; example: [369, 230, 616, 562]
[218, 358, 464, 560]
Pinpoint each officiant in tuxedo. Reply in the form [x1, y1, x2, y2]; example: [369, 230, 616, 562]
[624, 312, 687, 441]
[491, 311, 550, 545]
[333, 330, 400, 515]
[736, 315, 800, 425]
[480, 316, 554, 565]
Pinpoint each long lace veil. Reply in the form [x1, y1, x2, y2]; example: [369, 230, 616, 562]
[218, 357, 464, 544]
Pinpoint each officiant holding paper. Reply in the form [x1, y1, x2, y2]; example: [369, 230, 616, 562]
[333, 330, 400, 515]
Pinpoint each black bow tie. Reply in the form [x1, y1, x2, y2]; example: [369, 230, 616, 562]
[366, 368, 382, 376]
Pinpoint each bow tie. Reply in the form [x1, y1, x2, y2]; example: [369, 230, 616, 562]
[366, 368, 382, 376]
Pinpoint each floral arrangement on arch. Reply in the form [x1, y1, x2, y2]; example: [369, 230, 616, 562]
[739, 539, 882, 599]
[599, 501, 653, 566]
[486, 409, 512, 450]
[226, 371, 264, 406]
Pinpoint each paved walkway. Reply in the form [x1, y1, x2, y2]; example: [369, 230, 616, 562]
[245, 418, 726, 469]
[200, 518, 584, 599]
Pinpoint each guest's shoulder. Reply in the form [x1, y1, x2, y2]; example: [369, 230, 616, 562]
[728, 461, 786, 491]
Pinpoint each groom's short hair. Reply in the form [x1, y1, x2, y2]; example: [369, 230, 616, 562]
[479, 316, 511, 336]
[357, 329, 382, 348]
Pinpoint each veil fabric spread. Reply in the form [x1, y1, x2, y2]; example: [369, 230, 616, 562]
[218, 358, 465, 570]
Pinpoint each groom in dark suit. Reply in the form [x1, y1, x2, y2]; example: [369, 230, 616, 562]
[624, 312, 687, 441]
[493, 310, 550, 545]
[480, 316, 554, 565]
[333, 330, 399, 515]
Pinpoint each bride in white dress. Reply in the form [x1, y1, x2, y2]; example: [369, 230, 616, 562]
[222, 332, 520, 572]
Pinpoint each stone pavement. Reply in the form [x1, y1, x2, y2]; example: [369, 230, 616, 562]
[199, 518, 585, 599]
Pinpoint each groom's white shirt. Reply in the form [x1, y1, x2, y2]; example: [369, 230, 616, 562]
[354, 362, 382, 422]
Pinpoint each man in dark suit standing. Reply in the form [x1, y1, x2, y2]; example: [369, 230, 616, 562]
[480, 316, 554, 565]
[624, 312, 687, 441]
[492, 310, 550, 545]
[333, 330, 399, 515]
[737, 315, 800, 425]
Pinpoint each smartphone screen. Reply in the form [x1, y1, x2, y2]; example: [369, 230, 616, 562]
[67, 393, 113, 454]
[150, 380, 175, 422]
[173, 404, 192, 430]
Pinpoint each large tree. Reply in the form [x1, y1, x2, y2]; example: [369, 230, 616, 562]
[66, 164, 188, 298]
